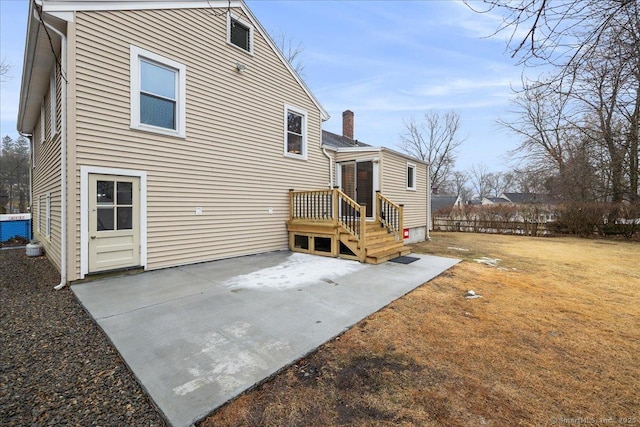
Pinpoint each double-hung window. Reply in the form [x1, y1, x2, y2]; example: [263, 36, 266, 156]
[407, 163, 416, 190]
[284, 105, 307, 159]
[130, 45, 186, 137]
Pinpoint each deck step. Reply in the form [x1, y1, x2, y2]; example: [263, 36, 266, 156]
[366, 241, 405, 257]
[366, 247, 411, 264]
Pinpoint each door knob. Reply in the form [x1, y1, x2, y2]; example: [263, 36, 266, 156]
[90, 235, 96, 239]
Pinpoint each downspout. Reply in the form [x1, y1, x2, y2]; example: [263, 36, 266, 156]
[322, 147, 334, 188]
[20, 132, 34, 240]
[426, 164, 431, 240]
[38, 15, 68, 290]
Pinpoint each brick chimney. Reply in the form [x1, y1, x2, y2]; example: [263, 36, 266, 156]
[342, 110, 354, 140]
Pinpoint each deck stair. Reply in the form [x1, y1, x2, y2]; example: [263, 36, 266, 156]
[287, 188, 409, 264]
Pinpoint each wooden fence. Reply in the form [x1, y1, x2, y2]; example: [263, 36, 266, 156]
[432, 216, 551, 236]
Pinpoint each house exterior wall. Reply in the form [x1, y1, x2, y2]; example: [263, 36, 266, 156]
[69, 7, 329, 279]
[379, 150, 428, 235]
[31, 62, 63, 271]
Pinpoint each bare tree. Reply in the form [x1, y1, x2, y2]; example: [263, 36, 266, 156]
[273, 31, 305, 78]
[400, 110, 465, 190]
[486, 171, 516, 198]
[469, 163, 491, 200]
[465, 0, 637, 67]
[450, 170, 472, 202]
[0, 57, 11, 83]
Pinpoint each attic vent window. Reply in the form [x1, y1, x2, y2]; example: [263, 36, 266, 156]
[228, 14, 253, 54]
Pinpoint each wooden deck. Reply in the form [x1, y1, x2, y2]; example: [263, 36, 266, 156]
[287, 189, 410, 264]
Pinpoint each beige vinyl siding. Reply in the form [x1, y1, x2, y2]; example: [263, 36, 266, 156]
[32, 62, 63, 271]
[380, 150, 428, 229]
[72, 7, 329, 276]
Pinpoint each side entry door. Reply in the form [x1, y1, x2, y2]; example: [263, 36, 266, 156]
[88, 174, 140, 273]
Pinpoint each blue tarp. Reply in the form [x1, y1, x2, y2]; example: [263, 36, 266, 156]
[0, 219, 31, 242]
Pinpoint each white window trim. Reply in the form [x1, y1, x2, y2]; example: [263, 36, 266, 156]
[130, 45, 186, 138]
[40, 103, 45, 144]
[45, 192, 51, 239]
[36, 195, 41, 232]
[407, 162, 417, 191]
[50, 67, 57, 136]
[227, 12, 254, 55]
[284, 104, 308, 160]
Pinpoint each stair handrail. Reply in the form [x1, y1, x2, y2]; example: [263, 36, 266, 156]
[289, 188, 365, 241]
[376, 191, 404, 239]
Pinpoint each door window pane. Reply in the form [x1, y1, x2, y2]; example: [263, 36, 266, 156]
[117, 182, 133, 205]
[97, 181, 114, 205]
[117, 207, 133, 230]
[97, 207, 114, 231]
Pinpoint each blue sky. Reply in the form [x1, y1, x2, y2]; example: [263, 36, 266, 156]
[0, 0, 528, 172]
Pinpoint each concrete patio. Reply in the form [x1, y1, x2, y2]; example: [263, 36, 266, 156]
[72, 251, 459, 427]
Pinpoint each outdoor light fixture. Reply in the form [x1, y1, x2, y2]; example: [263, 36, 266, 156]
[235, 62, 247, 73]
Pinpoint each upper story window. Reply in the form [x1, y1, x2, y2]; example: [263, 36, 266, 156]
[407, 163, 416, 190]
[284, 105, 307, 160]
[228, 13, 253, 54]
[130, 45, 186, 138]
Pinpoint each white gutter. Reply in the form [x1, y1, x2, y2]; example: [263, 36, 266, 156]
[322, 148, 334, 188]
[37, 14, 68, 290]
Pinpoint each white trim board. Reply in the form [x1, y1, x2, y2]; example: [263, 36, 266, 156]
[80, 166, 147, 279]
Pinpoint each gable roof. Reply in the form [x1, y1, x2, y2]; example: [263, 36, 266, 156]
[431, 195, 458, 214]
[322, 130, 371, 149]
[18, 0, 329, 133]
[501, 192, 553, 204]
[483, 197, 511, 204]
[322, 130, 428, 166]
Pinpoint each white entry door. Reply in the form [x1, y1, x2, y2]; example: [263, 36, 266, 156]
[88, 174, 140, 273]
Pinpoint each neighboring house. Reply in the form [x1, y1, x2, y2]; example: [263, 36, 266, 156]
[18, 1, 428, 285]
[481, 196, 511, 205]
[431, 194, 461, 215]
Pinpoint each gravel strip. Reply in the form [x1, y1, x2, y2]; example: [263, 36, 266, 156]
[0, 249, 166, 426]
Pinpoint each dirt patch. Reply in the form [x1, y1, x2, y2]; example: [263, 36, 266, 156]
[201, 233, 640, 426]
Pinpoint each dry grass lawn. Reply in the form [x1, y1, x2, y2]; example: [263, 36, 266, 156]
[200, 233, 640, 427]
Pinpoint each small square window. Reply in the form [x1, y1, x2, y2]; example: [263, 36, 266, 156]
[228, 14, 253, 53]
[407, 163, 416, 190]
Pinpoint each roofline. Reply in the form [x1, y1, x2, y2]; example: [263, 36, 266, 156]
[17, 2, 39, 133]
[23, 0, 329, 123]
[381, 147, 429, 166]
[241, 1, 330, 121]
[321, 144, 429, 166]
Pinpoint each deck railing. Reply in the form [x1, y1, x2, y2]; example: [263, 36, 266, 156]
[376, 191, 403, 239]
[289, 188, 367, 241]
